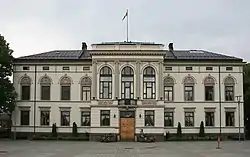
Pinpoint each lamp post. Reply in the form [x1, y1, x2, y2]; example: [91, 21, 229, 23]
[236, 95, 242, 142]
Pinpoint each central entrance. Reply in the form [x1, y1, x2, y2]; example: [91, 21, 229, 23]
[119, 111, 135, 141]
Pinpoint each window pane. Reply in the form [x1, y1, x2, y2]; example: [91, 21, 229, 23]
[205, 86, 214, 101]
[61, 111, 70, 126]
[226, 112, 235, 126]
[41, 111, 50, 125]
[185, 112, 194, 127]
[21, 111, 29, 125]
[61, 86, 70, 100]
[225, 86, 234, 101]
[100, 110, 110, 126]
[145, 110, 155, 126]
[164, 112, 173, 126]
[41, 86, 50, 100]
[205, 112, 214, 126]
[81, 111, 90, 126]
[21, 86, 30, 100]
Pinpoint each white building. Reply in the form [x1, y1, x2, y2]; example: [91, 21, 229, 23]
[12, 42, 245, 141]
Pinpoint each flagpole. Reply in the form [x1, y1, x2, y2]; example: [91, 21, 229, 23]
[126, 9, 129, 42]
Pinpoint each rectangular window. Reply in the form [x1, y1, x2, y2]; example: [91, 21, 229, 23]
[61, 86, 70, 100]
[205, 86, 214, 101]
[21, 86, 30, 100]
[20, 110, 29, 125]
[81, 111, 91, 126]
[81, 86, 91, 101]
[164, 112, 173, 127]
[206, 67, 213, 70]
[226, 111, 235, 126]
[61, 111, 70, 126]
[83, 67, 90, 70]
[184, 86, 194, 101]
[145, 110, 155, 126]
[100, 110, 110, 126]
[186, 67, 193, 70]
[185, 112, 194, 127]
[41, 86, 50, 100]
[164, 86, 173, 101]
[165, 67, 172, 71]
[42, 66, 49, 70]
[40, 111, 50, 125]
[226, 67, 233, 71]
[62, 66, 70, 70]
[225, 86, 234, 101]
[23, 66, 29, 70]
[205, 112, 214, 126]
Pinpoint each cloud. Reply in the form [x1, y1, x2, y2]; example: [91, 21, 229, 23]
[0, 0, 249, 61]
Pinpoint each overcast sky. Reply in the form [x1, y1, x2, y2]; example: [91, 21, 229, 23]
[0, 0, 249, 61]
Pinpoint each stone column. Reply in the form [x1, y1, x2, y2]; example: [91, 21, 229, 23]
[92, 60, 97, 99]
[158, 61, 163, 100]
[136, 60, 141, 99]
[114, 60, 119, 99]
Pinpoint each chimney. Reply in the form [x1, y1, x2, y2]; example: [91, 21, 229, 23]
[168, 43, 173, 51]
[82, 42, 87, 50]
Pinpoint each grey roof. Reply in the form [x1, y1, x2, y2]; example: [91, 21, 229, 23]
[165, 50, 242, 61]
[16, 50, 91, 60]
[15, 49, 242, 61]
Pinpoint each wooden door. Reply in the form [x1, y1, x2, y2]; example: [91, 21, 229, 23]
[119, 111, 135, 141]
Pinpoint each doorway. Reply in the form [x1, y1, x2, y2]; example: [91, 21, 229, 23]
[119, 111, 135, 141]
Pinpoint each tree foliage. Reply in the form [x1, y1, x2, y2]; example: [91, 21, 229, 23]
[244, 63, 250, 138]
[0, 34, 17, 115]
[199, 121, 205, 137]
[177, 122, 182, 137]
[72, 122, 78, 137]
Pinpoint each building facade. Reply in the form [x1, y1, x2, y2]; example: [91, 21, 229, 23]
[12, 42, 245, 141]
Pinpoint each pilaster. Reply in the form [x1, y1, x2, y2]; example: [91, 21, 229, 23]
[158, 60, 163, 99]
[136, 60, 141, 99]
[114, 60, 119, 99]
[92, 60, 97, 99]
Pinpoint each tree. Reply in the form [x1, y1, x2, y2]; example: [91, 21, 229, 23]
[72, 122, 78, 137]
[0, 34, 17, 119]
[177, 122, 182, 137]
[52, 123, 57, 137]
[199, 121, 205, 137]
[244, 63, 250, 139]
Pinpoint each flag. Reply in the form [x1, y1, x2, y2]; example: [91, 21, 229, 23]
[122, 10, 128, 21]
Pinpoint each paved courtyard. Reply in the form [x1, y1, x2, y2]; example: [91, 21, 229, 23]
[1, 140, 250, 157]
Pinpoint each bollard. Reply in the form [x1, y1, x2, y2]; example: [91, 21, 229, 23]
[216, 136, 221, 149]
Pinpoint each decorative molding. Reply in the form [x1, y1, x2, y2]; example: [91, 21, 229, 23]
[141, 100, 157, 105]
[98, 100, 113, 105]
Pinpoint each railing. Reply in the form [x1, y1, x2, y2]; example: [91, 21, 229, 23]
[118, 99, 137, 106]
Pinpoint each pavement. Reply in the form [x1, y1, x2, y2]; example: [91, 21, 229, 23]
[1, 140, 250, 157]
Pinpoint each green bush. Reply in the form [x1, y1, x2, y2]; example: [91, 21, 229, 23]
[72, 122, 78, 137]
[52, 123, 57, 137]
[177, 122, 182, 137]
[199, 121, 205, 137]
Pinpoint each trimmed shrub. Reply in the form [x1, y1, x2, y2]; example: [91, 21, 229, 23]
[177, 122, 182, 137]
[52, 123, 57, 137]
[199, 121, 205, 137]
[72, 122, 78, 137]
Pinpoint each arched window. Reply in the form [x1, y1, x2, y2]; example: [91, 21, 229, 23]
[60, 76, 72, 100]
[121, 66, 134, 99]
[80, 77, 91, 101]
[224, 76, 235, 101]
[40, 76, 52, 100]
[143, 67, 156, 99]
[164, 77, 174, 101]
[99, 66, 112, 99]
[183, 76, 195, 101]
[204, 76, 215, 101]
[20, 75, 32, 100]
